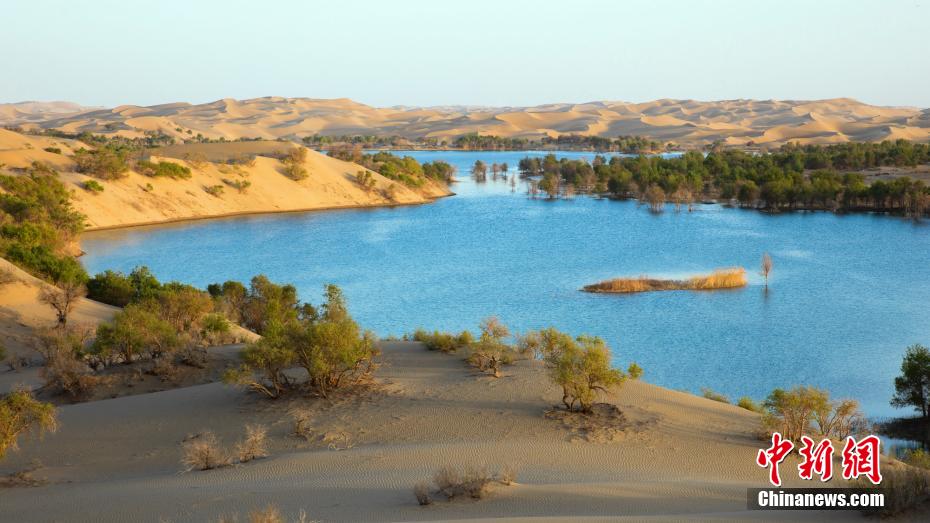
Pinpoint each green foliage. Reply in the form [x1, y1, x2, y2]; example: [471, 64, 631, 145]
[627, 362, 643, 380]
[224, 284, 377, 399]
[902, 448, 930, 469]
[280, 147, 309, 180]
[762, 386, 864, 441]
[530, 140, 930, 214]
[358, 152, 428, 188]
[0, 169, 86, 283]
[412, 329, 464, 353]
[135, 160, 191, 179]
[82, 179, 104, 193]
[0, 389, 57, 460]
[891, 344, 930, 418]
[72, 146, 129, 180]
[701, 387, 730, 403]
[544, 333, 625, 413]
[222, 178, 251, 193]
[86, 266, 161, 307]
[737, 396, 762, 412]
[204, 184, 224, 196]
[92, 303, 179, 364]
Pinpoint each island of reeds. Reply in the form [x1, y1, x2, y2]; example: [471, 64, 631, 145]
[582, 267, 747, 294]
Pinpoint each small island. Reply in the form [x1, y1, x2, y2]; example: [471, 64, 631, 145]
[582, 267, 747, 294]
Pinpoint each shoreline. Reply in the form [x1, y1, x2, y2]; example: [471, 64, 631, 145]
[80, 192, 456, 233]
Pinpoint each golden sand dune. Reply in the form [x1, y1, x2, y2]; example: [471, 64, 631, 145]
[3, 97, 929, 147]
[0, 340, 867, 522]
[0, 130, 450, 230]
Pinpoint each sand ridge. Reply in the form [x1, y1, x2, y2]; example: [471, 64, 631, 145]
[3, 97, 928, 148]
[0, 341, 871, 522]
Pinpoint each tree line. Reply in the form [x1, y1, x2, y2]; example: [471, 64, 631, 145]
[517, 140, 930, 216]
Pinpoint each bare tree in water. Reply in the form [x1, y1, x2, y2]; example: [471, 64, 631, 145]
[761, 253, 773, 288]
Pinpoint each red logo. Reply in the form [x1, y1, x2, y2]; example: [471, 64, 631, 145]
[758, 433, 882, 486]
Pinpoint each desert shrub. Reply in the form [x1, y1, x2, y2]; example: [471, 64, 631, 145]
[545, 333, 625, 413]
[424, 464, 516, 502]
[201, 313, 231, 344]
[281, 147, 309, 180]
[414, 481, 432, 505]
[627, 362, 643, 380]
[81, 179, 104, 193]
[73, 147, 129, 179]
[0, 389, 57, 460]
[222, 178, 251, 193]
[902, 448, 930, 469]
[226, 284, 377, 399]
[289, 409, 313, 440]
[737, 396, 762, 412]
[204, 184, 225, 197]
[39, 280, 86, 326]
[183, 152, 209, 169]
[86, 266, 164, 307]
[157, 283, 215, 332]
[92, 303, 179, 364]
[701, 388, 730, 403]
[761, 386, 864, 441]
[236, 424, 269, 462]
[248, 505, 284, 523]
[0, 171, 86, 283]
[466, 317, 517, 377]
[856, 463, 930, 517]
[143, 182, 154, 192]
[413, 329, 462, 353]
[0, 266, 15, 285]
[43, 147, 61, 154]
[181, 431, 229, 471]
[136, 160, 192, 179]
[42, 350, 102, 399]
[355, 170, 375, 190]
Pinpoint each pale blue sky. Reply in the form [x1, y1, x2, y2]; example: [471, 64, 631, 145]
[3, 0, 928, 108]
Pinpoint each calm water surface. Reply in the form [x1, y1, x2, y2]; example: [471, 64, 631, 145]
[81, 151, 930, 416]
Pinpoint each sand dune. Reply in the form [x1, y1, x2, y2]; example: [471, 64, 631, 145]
[3, 97, 928, 148]
[0, 341, 874, 522]
[0, 130, 450, 230]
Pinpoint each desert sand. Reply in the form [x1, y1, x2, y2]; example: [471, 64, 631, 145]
[0, 340, 885, 522]
[0, 129, 450, 230]
[2, 97, 928, 148]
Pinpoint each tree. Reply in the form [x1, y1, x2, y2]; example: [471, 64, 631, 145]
[39, 279, 86, 327]
[471, 160, 487, 182]
[644, 185, 666, 213]
[891, 344, 930, 418]
[0, 388, 57, 460]
[467, 317, 513, 377]
[547, 335, 624, 413]
[760, 253, 773, 289]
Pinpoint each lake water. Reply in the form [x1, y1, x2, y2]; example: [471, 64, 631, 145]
[81, 151, 930, 417]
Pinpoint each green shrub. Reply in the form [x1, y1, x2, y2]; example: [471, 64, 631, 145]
[0, 389, 57, 460]
[136, 160, 191, 179]
[901, 448, 930, 469]
[222, 178, 251, 193]
[762, 386, 864, 441]
[701, 388, 730, 403]
[737, 396, 762, 412]
[43, 147, 61, 154]
[82, 179, 104, 193]
[627, 362, 643, 380]
[204, 184, 224, 197]
[546, 334, 625, 412]
[73, 147, 129, 180]
[224, 283, 377, 399]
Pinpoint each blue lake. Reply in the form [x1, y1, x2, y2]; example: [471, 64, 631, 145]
[81, 151, 930, 417]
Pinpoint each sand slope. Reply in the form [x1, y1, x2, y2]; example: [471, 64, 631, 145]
[3, 97, 928, 148]
[0, 130, 450, 230]
[0, 342, 883, 522]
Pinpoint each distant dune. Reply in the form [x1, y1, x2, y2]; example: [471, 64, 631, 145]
[0, 129, 450, 230]
[2, 97, 928, 147]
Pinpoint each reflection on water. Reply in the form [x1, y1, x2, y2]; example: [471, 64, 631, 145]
[81, 151, 930, 419]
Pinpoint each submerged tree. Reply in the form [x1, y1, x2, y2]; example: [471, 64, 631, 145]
[760, 253, 773, 289]
[471, 160, 487, 182]
[891, 344, 930, 418]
